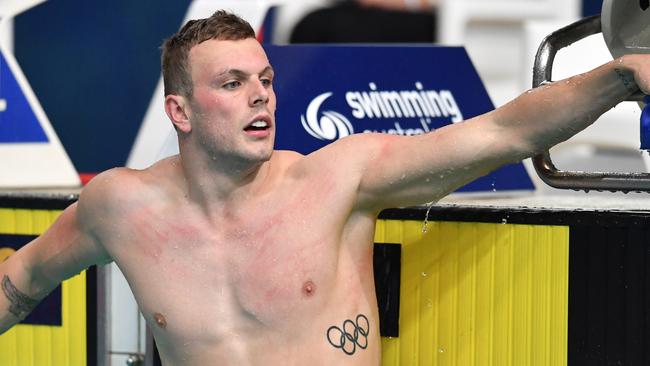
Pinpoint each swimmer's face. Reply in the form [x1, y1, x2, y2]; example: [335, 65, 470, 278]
[186, 38, 276, 163]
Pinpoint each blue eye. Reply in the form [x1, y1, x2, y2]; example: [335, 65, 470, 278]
[261, 78, 272, 87]
[223, 81, 241, 89]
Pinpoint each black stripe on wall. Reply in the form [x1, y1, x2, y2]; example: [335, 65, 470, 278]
[568, 225, 650, 365]
[86, 266, 97, 366]
[373, 243, 401, 337]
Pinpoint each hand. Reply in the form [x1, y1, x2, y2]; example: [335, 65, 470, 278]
[620, 54, 650, 95]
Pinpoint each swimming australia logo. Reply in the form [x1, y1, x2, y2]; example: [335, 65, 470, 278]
[301, 92, 354, 140]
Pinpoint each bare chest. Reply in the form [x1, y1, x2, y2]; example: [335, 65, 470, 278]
[220, 210, 339, 320]
[106, 200, 342, 333]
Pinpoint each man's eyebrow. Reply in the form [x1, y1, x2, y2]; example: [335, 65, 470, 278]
[260, 66, 274, 76]
[217, 69, 247, 79]
[217, 66, 274, 79]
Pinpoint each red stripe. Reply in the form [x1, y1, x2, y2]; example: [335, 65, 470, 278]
[78, 173, 98, 185]
[257, 26, 265, 43]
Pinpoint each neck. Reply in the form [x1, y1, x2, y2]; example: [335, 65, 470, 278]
[178, 148, 272, 217]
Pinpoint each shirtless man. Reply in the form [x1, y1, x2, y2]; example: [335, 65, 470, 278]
[1, 10, 649, 366]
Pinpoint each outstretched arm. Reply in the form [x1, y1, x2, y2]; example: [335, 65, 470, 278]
[350, 54, 649, 211]
[0, 200, 111, 334]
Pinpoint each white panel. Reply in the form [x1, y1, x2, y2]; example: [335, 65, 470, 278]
[0, 14, 80, 188]
[0, 19, 12, 52]
[0, 0, 47, 18]
[110, 263, 141, 353]
[0, 144, 80, 187]
[437, 0, 580, 106]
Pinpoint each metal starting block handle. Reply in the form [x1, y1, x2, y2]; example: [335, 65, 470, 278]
[532, 15, 650, 193]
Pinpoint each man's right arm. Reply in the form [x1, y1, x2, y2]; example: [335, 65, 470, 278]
[0, 197, 111, 334]
[337, 54, 650, 212]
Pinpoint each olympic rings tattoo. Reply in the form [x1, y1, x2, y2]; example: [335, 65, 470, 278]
[326, 314, 370, 355]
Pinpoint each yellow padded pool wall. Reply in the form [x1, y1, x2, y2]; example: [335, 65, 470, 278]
[0, 208, 87, 366]
[376, 220, 569, 366]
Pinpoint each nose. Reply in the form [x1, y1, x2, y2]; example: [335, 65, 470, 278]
[249, 79, 269, 107]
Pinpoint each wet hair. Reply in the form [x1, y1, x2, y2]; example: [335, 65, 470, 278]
[161, 10, 256, 97]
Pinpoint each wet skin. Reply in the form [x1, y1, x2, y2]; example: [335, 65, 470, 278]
[88, 38, 383, 365]
[3, 35, 650, 366]
[88, 151, 381, 365]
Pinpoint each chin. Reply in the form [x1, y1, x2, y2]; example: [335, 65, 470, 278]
[258, 149, 274, 162]
[243, 148, 272, 164]
[255, 141, 275, 162]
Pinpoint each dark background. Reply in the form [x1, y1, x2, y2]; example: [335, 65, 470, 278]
[14, 1, 191, 173]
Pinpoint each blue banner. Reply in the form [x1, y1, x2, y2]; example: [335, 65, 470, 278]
[265, 45, 534, 192]
[0, 234, 61, 326]
[0, 49, 48, 143]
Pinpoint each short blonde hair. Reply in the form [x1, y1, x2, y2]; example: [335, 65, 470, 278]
[161, 10, 256, 97]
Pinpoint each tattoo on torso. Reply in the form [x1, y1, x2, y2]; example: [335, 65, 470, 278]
[326, 314, 370, 355]
[2, 275, 39, 319]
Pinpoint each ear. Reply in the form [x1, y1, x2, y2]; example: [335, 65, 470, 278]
[164, 94, 192, 133]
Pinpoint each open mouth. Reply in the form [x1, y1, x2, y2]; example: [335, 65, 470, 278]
[244, 120, 270, 132]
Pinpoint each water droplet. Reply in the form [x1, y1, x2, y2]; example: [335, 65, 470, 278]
[422, 202, 435, 233]
[421, 271, 428, 277]
[438, 347, 445, 353]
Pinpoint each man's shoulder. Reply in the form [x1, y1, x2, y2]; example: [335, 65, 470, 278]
[76, 168, 135, 214]
[84, 167, 147, 197]
[78, 161, 177, 215]
[281, 133, 387, 176]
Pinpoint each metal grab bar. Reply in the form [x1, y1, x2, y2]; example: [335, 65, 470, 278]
[532, 15, 650, 192]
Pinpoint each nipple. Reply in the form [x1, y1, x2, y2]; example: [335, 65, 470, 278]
[153, 312, 167, 329]
[302, 280, 316, 297]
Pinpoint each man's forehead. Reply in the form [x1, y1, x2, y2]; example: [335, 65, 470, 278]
[190, 38, 266, 59]
[189, 38, 270, 72]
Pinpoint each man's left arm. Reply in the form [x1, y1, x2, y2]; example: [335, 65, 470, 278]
[352, 54, 649, 212]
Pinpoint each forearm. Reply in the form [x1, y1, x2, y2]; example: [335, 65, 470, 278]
[0, 257, 52, 334]
[491, 55, 640, 157]
[0, 201, 109, 335]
